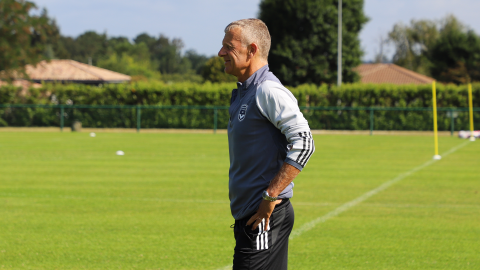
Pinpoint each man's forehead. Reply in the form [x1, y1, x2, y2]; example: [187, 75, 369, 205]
[224, 28, 242, 42]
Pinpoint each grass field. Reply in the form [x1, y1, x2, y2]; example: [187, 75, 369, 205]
[0, 131, 479, 269]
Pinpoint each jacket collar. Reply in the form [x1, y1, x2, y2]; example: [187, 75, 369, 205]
[236, 64, 269, 97]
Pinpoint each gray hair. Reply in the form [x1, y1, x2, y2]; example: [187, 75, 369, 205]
[224, 18, 271, 60]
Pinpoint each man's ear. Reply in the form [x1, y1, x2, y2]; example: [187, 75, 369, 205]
[248, 43, 259, 58]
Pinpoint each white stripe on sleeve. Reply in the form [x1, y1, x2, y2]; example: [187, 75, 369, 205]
[256, 81, 315, 168]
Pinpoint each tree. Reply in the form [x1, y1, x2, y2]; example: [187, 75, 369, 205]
[97, 52, 160, 80]
[52, 31, 109, 65]
[72, 31, 108, 65]
[258, 0, 368, 86]
[429, 16, 480, 84]
[97, 40, 160, 80]
[0, 0, 57, 80]
[372, 33, 389, 63]
[50, 30, 209, 82]
[202, 57, 237, 83]
[52, 35, 75, 59]
[133, 33, 188, 74]
[107, 36, 132, 56]
[387, 15, 480, 83]
[133, 33, 157, 51]
[184, 49, 209, 75]
[388, 19, 438, 75]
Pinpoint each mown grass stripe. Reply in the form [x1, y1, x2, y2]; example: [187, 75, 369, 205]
[289, 140, 471, 240]
[0, 193, 229, 204]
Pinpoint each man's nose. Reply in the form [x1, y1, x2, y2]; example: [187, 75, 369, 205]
[218, 47, 225, 57]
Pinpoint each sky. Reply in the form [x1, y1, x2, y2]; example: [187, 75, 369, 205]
[32, 0, 480, 62]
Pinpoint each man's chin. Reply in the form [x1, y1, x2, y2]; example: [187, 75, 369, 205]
[224, 68, 233, 76]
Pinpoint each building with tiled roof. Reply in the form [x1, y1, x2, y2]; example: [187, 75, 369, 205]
[25, 59, 131, 84]
[354, 63, 434, 85]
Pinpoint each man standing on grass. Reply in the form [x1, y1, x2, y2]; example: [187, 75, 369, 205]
[219, 18, 315, 270]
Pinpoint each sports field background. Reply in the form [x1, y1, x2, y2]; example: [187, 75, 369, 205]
[0, 131, 479, 269]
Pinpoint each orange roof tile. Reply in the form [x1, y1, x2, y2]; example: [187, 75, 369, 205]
[25, 59, 131, 83]
[354, 63, 434, 85]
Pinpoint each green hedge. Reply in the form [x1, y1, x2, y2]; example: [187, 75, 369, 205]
[292, 83, 480, 131]
[1, 82, 479, 130]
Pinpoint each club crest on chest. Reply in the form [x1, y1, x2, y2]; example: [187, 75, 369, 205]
[238, 104, 248, 121]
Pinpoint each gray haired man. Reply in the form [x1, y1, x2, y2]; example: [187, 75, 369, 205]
[218, 19, 315, 269]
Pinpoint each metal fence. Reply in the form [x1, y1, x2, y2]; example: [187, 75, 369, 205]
[0, 104, 478, 135]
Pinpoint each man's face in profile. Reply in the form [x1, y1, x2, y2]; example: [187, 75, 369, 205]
[218, 28, 249, 79]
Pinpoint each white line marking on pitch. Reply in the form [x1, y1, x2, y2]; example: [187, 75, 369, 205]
[289, 140, 470, 240]
[216, 141, 471, 270]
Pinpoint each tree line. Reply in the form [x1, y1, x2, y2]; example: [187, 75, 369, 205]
[1, 0, 369, 86]
[51, 30, 238, 83]
[0, 0, 238, 84]
[1, 0, 478, 86]
[377, 14, 480, 84]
